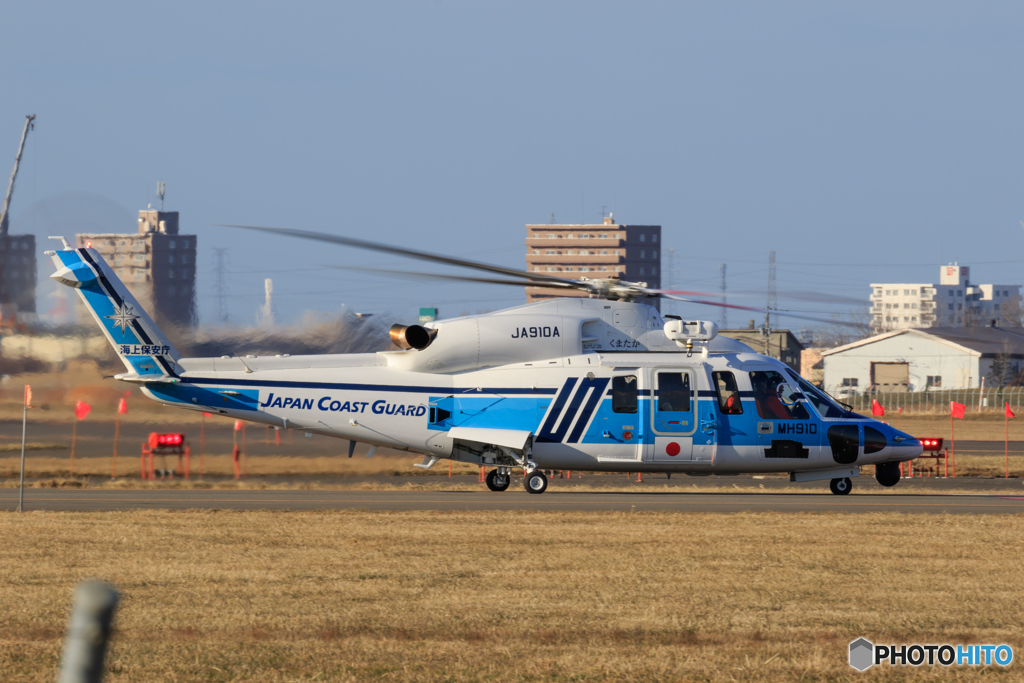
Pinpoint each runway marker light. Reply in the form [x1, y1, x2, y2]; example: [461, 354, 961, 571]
[919, 437, 944, 452]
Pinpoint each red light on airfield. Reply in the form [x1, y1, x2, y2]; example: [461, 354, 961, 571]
[919, 437, 944, 452]
[87, 240, 92, 248]
[149, 432, 185, 450]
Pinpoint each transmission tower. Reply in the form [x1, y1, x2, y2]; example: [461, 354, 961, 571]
[765, 250, 777, 354]
[213, 248, 229, 324]
[719, 263, 727, 328]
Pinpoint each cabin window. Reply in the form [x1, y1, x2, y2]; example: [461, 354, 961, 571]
[612, 375, 638, 413]
[713, 371, 742, 414]
[656, 372, 690, 413]
[828, 424, 860, 464]
[749, 370, 808, 420]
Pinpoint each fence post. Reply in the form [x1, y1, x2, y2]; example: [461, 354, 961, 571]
[57, 581, 119, 683]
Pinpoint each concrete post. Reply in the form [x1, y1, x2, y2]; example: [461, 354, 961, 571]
[57, 581, 119, 683]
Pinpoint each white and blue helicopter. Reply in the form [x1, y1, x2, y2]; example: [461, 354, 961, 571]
[46, 227, 921, 495]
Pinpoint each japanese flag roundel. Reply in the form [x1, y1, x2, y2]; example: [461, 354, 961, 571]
[664, 441, 681, 457]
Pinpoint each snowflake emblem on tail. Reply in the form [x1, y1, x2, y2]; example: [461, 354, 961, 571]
[104, 304, 140, 332]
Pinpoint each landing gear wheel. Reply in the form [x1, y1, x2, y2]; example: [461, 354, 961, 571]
[524, 470, 548, 494]
[829, 477, 852, 495]
[486, 469, 510, 492]
[875, 462, 901, 487]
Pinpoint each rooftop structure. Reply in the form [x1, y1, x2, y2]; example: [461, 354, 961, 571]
[719, 322, 804, 371]
[870, 264, 1020, 331]
[525, 216, 661, 310]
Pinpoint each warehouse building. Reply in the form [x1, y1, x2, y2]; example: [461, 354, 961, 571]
[821, 326, 1024, 393]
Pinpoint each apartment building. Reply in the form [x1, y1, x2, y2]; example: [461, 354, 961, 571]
[76, 209, 197, 328]
[525, 216, 661, 310]
[0, 233, 36, 318]
[870, 264, 1020, 331]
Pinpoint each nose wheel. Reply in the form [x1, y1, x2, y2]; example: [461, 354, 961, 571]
[485, 469, 511, 492]
[829, 477, 852, 495]
[524, 470, 548, 494]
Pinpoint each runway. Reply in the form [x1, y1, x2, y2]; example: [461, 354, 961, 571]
[4, 488, 1023, 514]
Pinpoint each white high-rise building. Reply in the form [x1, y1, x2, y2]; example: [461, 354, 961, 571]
[870, 264, 1020, 331]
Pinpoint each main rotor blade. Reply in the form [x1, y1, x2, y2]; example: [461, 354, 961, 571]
[224, 224, 583, 288]
[647, 288, 724, 299]
[658, 293, 861, 327]
[323, 265, 580, 289]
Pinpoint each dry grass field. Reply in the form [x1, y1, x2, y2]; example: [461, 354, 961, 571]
[1, 510, 1022, 682]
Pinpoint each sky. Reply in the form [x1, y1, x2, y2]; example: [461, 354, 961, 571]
[2, 1, 1023, 330]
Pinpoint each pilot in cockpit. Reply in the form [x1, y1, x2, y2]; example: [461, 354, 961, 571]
[750, 371, 793, 420]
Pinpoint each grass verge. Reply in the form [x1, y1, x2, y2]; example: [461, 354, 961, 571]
[1, 510, 1022, 682]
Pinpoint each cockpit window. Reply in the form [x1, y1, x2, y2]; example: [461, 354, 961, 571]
[787, 371, 846, 418]
[749, 370, 809, 420]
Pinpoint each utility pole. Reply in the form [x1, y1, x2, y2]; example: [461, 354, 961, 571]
[719, 263, 727, 329]
[667, 248, 676, 317]
[213, 248, 229, 324]
[0, 114, 35, 237]
[765, 250, 776, 355]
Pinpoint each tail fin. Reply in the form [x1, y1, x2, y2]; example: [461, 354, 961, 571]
[48, 244, 181, 379]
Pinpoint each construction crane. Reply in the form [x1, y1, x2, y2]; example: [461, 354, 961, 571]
[0, 114, 36, 237]
[0, 114, 36, 331]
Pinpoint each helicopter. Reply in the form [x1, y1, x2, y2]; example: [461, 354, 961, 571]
[45, 227, 922, 495]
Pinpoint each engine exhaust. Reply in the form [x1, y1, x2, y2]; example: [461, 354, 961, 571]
[389, 324, 437, 350]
